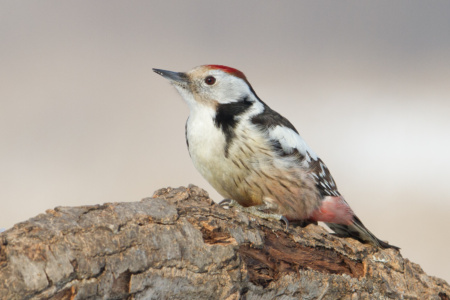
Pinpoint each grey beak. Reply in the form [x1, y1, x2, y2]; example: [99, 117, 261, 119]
[153, 68, 188, 83]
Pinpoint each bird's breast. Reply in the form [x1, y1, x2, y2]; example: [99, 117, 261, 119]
[185, 114, 259, 200]
[185, 113, 230, 190]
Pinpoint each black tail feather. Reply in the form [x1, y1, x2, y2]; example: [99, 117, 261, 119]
[326, 215, 400, 250]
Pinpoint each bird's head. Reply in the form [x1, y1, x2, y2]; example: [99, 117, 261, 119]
[153, 65, 261, 111]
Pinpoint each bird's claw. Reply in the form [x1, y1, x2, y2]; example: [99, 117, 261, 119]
[219, 198, 289, 231]
[280, 216, 289, 231]
[218, 198, 235, 208]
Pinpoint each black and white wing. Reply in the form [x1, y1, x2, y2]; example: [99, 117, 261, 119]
[252, 105, 340, 198]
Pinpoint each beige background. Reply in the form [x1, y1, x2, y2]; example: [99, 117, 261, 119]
[1, 1, 449, 282]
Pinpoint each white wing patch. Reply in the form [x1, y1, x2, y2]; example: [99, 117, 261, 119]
[268, 125, 318, 163]
[267, 125, 340, 197]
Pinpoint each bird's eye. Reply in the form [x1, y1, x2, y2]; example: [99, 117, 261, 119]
[204, 76, 216, 85]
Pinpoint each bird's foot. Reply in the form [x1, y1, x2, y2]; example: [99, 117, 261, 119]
[219, 198, 289, 230]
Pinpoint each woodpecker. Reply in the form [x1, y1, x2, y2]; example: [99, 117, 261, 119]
[153, 65, 398, 249]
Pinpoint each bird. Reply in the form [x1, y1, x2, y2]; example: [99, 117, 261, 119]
[153, 64, 399, 249]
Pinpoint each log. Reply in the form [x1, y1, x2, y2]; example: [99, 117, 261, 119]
[0, 185, 448, 299]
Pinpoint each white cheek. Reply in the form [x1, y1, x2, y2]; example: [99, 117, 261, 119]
[213, 77, 252, 104]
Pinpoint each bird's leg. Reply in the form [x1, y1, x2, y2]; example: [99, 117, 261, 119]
[219, 199, 289, 230]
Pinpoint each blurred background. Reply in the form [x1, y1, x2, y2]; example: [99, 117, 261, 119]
[1, 1, 449, 282]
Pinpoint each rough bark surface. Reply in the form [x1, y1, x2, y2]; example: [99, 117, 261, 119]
[0, 185, 448, 300]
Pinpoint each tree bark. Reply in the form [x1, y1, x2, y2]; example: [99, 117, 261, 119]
[0, 185, 448, 299]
